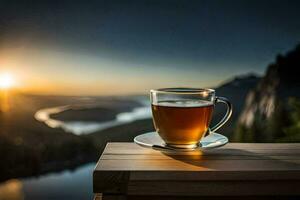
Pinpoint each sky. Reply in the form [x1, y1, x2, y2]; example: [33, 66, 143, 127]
[0, 0, 299, 95]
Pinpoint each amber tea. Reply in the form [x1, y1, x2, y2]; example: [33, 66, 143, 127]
[152, 100, 214, 147]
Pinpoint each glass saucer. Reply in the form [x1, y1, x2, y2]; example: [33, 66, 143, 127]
[134, 132, 228, 151]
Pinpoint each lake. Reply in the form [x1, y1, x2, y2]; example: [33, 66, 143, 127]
[0, 96, 152, 199]
[0, 163, 95, 200]
[35, 96, 151, 135]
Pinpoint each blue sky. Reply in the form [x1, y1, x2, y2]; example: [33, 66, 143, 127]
[0, 0, 299, 95]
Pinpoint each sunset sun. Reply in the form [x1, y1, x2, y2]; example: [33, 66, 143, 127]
[0, 73, 15, 89]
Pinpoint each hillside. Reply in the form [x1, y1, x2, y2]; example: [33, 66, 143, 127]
[234, 44, 300, 142]
[213, 74, 260, 137]
[0, 93, 99, 181]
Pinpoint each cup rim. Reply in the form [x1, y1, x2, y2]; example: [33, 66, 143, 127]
[150, 87, 215, 94]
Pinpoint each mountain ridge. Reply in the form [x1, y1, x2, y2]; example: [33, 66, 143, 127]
[212, 73, 261, 137]
[234, 44, 300, 142]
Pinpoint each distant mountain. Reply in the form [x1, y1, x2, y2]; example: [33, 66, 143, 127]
[234, 44, 300, 142]
[211, 73, 261, 137]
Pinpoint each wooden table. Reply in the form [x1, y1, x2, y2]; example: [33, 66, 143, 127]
[93, 143, 300, 200]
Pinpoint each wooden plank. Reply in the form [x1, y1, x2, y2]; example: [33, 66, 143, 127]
[104, 143, 300, 155]
[94, 194, 127, 200]
[101, 154, 300, 160]
[94, 143, 300, 196]
[105, 142, 300, 150]
[102, 150, 300, 156]
[127, 180, 300, 196]
[121, 196, 300, 200]
[102, 143, 300, 156]
[97, 194, 299, 200]
[130, 170, 300, 181]
[94, 193, 102, 200]
[96, 159, 300, 171]
[93, 170, 129, 193]
[102, 195, 126, 200]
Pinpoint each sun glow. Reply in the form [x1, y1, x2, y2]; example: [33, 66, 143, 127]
[0, 73, 15, 89]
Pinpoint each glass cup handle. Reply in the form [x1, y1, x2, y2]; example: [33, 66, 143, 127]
[210, 96, 233, 132]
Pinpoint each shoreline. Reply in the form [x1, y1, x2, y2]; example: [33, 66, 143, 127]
[34, 97, 152, 135]
[35, 105, 70, 129]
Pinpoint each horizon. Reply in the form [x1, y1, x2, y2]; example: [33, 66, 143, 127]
[1, 0, 299, 95]
[3, 71, 261, 97]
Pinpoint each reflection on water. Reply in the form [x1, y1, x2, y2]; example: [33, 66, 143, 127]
[35, 97, 152, 135]
[0, 90, 10, 112]
[0, 179, 24, 200]
[0, 163, 94, 200]
[34, 106, 70, 128]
